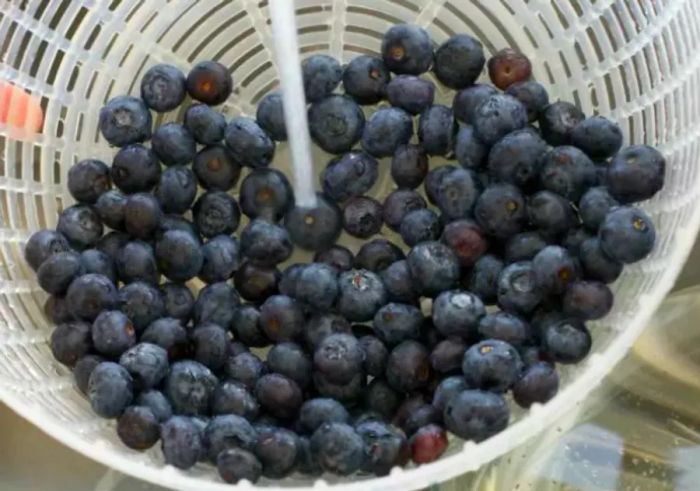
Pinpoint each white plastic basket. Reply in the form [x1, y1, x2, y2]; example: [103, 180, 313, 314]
[1, 0, 700, 490]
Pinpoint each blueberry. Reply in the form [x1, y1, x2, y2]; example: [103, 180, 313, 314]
[57, 204, 103, 250]
[374, 303, 427, 347]
[579, 237, 622, 283]
[407, 241, 460, 296]
[431, 375, 468, 412]
[563, 227, 593, 256]
[478, 311, 531, 346]
[356, 420, 409, 475]
[161, 416, 204, 470]
[256, 91, 286, 140]
[487, 48, 532, 90]
[424, 165, 457, 205]
[225, 351, 267, 390]
[453, 84, 498, 125]
[66, 273, 119, 321]
[418, 105, 456, 156]
[342, 196, 384, 238]
[433, 167, 480, 220]
[468, 254, 504, 304]
[462, 339, 523, 392]
[50, 321, 92, 367]
[321, 151, 379, 202]
[99, 96, 152, 146]
[239, 168, 294, 222]
[310, 422, 366, 475]
[540, 146, 597, 201]
[37, 251, 84, 295]
[224, 116, 275, 168]
[578, 187, 617, 231]
[313, 245, 354, 273]
[539, 101, 585, 146]
[402, 403, 442, 437]
[116, 406, 160, 451]
[204, 414, 258, 462]
[531, 246, 578, 296]
[72, 354, 102, 394]
[295, 263, 338, 311]
[432, 290, 485, 339]
[255, 427, 299, 478]
[430, 337, 468, 375]
[527, 191, 576, 237]
[284, 193, 342, 251]
[186, 60, 232, 105]
[497, 261, 543, 314]
[337, 269, 388, 322]
[119, 281, 165, 331]
[380, 260, 419, 304]
[505, 81, 550, 122]
[602, 205, 658, 263]
[191, 323, 229, 372]
[313, 333, 365, 387]
[217, 448, 262, 484]
[88, 361, 133, 418]
[95, 231, 129, 261]
[24, 229, 70, 271]
[259, 295, 304, 342]
[386, 340, 432, 393]
[563, 280, 613, 320]
[393, 394, 428, 429]
[381, 24, 433, 75]
[136, 390, 173, 422]
[355, 238, 405, 272]
[140, 63, 186, 112]
[116, 240, 158, 285]
[304, 312, 352, 349]
[233, 261, 280, 303]
[363, 378, 400, 418]
[239, 219, 291, 266]
[278, 263, 305, 298]
[93, 190, 127, 231]
[409, 423, 449, 464]
[382, 189, 426, 232]
[503, 232, 547, 264]
[212, 380, 259, 420]
[160, 283, 195, 321]
[158, 214, 200, 240]
[473, 94, 528, 146]
[361, 107, 413, 157]
[141, 317, 188, 360]
[390, 144, 428, 189]
[193, 281, 239, 327]
[433, 33, 485, 89]
[192, 191, 241, 238]
[607, 145, 665, 203]
[165, 360, 218, 415]
[111, 144, 161, 193]
[342, 55, 391, 105]
[445, 390, 509, 443]
[184, 103, 226, 144]
[194, 235, 239, 284]
[386, 75, 435, 114]
[455, 125, 488, 170]
[255, 373, 304, 420]
[475, 183, 526, 239]
[488, 128, 548, 189]
[92, 310, 136, 358]
[154, 230, 203, 282]
[400, 208, 441, 246]
[302, 54, 342, 102]
[263, 343, 309, 391]
[68, 159, 112, 204]
[512, 362, 559, 408]
[441, 219, 488, 267]
[192, 144, 242, 191]
[119, 342, 168, 392]
[299, 398, 350, 434]
[569, 115, 623, 160]
[354, 336, 387, 379]
[151, 122, 196, 167]
[541, 318, 591, 364]
[123, 193, 162, 240]
[44, 295, 74, 324]
[229, 305, 266, 348]
[308, 95, 365, 154]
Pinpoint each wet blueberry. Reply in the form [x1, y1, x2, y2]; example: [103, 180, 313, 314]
[255, 373, 304, 420]
[455, 125, 488, 170]
[111, 144, 161, 194]
[432, 290, 485, 339]
[418, 104, 456, 156]
[361, 107, 413, 158]
[308, 95, 365, 154]
[452, 84, 498, 125]
[302, 54, 343, 102]
[37, 250, 84, 295]
[239, 168, 294, 222]
[475, 183, 526, 239]
[184, 103, 226, 144]
[541, 318, 591, 364]
[512, 362, 559, 408]
[386, 340, 432, 393]
[192, 191, 241, 238]
[233, 261, 280, 303]
[284, 193, 342, 252]
[256, 91, 287, 141]
[468, 254, 504, 304]
[336, 269, 388, 322]
[407, 241, 460, 296]
[342, 196, 384, 238]
[599, 206, 656, 263]
[193, 144, 242, 191]
[24, 229, 71, 272]
[66, 273, 119, 321]
[321, 151, 379, 202]
[473, 94, 528, 146]
[381, 24, 434, 75]
[50, 321, 92, 367]
[186, 60, 232, 105]
[342, 55, 391, 105]
[57, 204, 103, 250]
[240, 219, 292, 265]
[314, 245, 354, 273]
[488, 128, 548, 189]
[141, 317, 189, 360]
[88, 361, 133, 418]
[224, 116, 275, 169]
[68, 159, 111, 204]
[386, 75, 435, 115]
[193, 281, 239, 327]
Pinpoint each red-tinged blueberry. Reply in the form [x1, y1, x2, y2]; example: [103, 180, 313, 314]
[410, 424, 448, 464]
[488, 48, 532, 90]
[186, 60, 232, 105]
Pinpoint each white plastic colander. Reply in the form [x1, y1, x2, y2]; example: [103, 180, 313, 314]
[1, 0, 700, 490]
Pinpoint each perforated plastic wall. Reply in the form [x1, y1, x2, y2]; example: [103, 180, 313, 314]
[1, 1, 700, 490]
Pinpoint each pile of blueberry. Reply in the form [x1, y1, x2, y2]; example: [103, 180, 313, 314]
[24, 23, 664, 484]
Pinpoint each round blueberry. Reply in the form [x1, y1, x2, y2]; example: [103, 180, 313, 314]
[475, 183, 526, 239]
[607, 145, 665, 203]
[152, 122, 196, 166]
[453, 84, 498, 125]
[92, 310, 136, 358]
[141, 63, 186, 112]
[57, 204, 103, 250]
[381, 24, 433, 75]
[24, 229, 70, 272]
[373, 302, 423, 346]
[418, 104, 456, 156]
[473, 94, 528, 146]
[512, 362, 559, 408]
[579, 186, 619, 231]
[192, 191, 241, 238]
[111, 144, 161, 193]
[199, 235, 240, 284]
[342, 196, 384, 238]
[50, 321, 92, 367]
[527, 191, 576, 237]
[304, 312, 352, 349]
[431, 375, 468, 412]
[497, 261, 543, 314]
[356, 420, 409, 475]
[255, 373, 304, 420]
[161, 416, 204, 470]
[193, 144, 242, 191]
[505, 81, 550, 122]
[364, 378, 401, 420]
[434, 34, 485, 89]
[255, 427, 299, 478]
[400, 208, 441, 247]
[541, 318, 591, 364]
[203, 414, 258, 462]
[37, 250, 84, 295]
[380, 259, 419, 304]
[571, 115, 623, 160]
[579, 237, 623, 283]
[488, 128, 548, 189]
[342, 55, 390, 105]
[391, 144, 428, 189]
[310, 422, 366, 475]
[407, 241, 460, 296]
[302, 54, 342, 102]
[141, 317, 188, 360]
[233, 261, 280, 303]
[540, 146, 597, 201]
[225, 352, 267, 390]
[444, 389, 509, 441]
[268, 342, 312, 389]
[119, 342, 168, 390]
[217, 448, 262, 484]
[259, 295, 304, 342]
[386, 75, 435, 114]
[321, 151, 378, 202]
[383, 189, 426, 232]
[230, 305, 268, 348]
[478, 312, 531, 346]
[462, 339, 523, 392]
[432, 290, 485, 339]
[184, 103, 226, 144]
[256, 91, 287, 140]
[563, 280, 613, 320]
[88, 361, 133, 418]
[68, 159, 111, 204]
[308, 95, 365, 154]
[224, 116, 274, 169]
[160, 283, 194, 321]
[355, 238, 405, 272]
[191, 323, 229, 372]
[155, 230, 203, 282]
[115, 240, 158, 285]
[337, 269, 388, 322]
[239, 168, 294, 222]
[212, 381, 259, 420]
[193, 281, 239, 327]
[66, 273, 119, 321]
[455, 125, 488, 170]
[295, 263, 338, 311]
[240, 218, 292, 265]
[430, 337, 468, 375]
[313, 245, 354, 273]
[468, 254, 504, 304]
[539, 101, 585, 146]
[99, 96, 152, 147]
[299, 398, 350, 434]
[361, 107, 413, 158]
[386, 340, 432, 393]
[165, 360, 218, 415]
[119, 281, 165, 332]
[284, 193, 342, 252]
[186, 60, 232, 105]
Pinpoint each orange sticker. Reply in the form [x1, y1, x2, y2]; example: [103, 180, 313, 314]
[0, 81, 44, 133]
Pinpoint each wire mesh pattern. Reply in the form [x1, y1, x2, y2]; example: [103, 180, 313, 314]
[1, 0, 700, 489]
